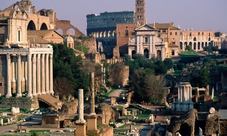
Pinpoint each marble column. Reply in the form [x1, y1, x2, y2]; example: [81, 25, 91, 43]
[77, 89, 86, 123]
[16, 55, 22, 97]
[37, 54, 41, 95]
[11, 56, 16, 94]
[32, 54, 37, 96]
[6, 54, 12, 98]
[27, 54, 32, 97]
[49, 54, 54, 94]
[45, 54, 49, 94]
[41, 54, 45, 94]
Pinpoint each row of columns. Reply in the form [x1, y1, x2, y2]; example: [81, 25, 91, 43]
[6, 53, 53, 98]
[178, 84, 192, 103]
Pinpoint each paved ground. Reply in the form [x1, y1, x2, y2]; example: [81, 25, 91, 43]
[108, 89, 125, 97]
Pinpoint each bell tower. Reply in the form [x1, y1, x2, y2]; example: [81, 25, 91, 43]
[135, 0, 146, 26]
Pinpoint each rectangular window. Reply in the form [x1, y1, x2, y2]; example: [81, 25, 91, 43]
[162, 30, 166, 33]
[175, 32, 177, 35]
[144, 37, 149, 44]
[0, 83, 2, 86]
[18, 30, 21, 42]
[170, 32, 172, 35]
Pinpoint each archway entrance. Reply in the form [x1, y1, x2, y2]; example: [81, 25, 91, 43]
[144, 49, 149, 58]
[157, 50, 161, 59]
[27, 20, 36, 30]
[132, 50, 136, 59]
[179, 123, 191, 136]
[40, 23, 48, 30]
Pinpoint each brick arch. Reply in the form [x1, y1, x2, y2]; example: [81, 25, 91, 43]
[27, 20, 36, 30]
[40, 23, 48, 30]
[55, 20, 84, 38]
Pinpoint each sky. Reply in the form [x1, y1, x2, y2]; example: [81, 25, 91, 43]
[1, 0, 226, 35]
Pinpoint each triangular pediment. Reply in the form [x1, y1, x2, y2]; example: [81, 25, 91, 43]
[135, 24, 156, 31]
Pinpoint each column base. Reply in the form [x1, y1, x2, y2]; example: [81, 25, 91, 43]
[42, 92, 46, 94]
[50, 90, 54, 95]
[27, 94, 33, 98]
[6, 94, 12, 98]
[75, 122, 86, 136]
[16, 94, 22, 97]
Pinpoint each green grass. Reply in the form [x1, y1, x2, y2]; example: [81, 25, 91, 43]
[29, 130, 50, 133]
[173, 70, 183, 76]
[180, 51, 198, 56]
[136, 113, 150, 119]
[213, 96, 219, 101]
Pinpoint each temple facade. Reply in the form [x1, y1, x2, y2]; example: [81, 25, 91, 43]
[0, 1, 53, 97]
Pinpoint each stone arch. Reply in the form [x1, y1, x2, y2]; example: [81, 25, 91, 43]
[112, 31, 116, 37]
[198, 42, 201, 50]
[39, 10, 45, 16]
[67, 28, 75, 36]
[100, 32, 103, 37]
[27, 20, 36, 30]
[157, 50, 161, 59]
[40, 23, 48, 30]
[103, 31, 106, 37]
[205, 42, 207, 47]
[194, 42, 196, 50]
[144, 49, 149, 58]
[132, 50, 136, 59]
[184, 42, 187, 46]
[189, 42, 192, 47]
[14, 4, 19, 9]
[108, 31, 111, 37]
[202, 42, 204, 48]
[180, 42, 183, 50]
[56, 28, 63, 35]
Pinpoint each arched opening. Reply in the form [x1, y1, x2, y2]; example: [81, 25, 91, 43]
[132, 50, 136, 59]
[125, 30, 129, 36]
[67, 28, 75, 36]
[157, 50, 161, 59]
[40, 10, 45, 16]
[14, 4, 19, 9]
[194, 42, 197, 50]
[100, 32, 103, 37]
[180, 42, 183, 50]
[108, 31, 111, 37]
[103, 31, 106, 37]
[198, 42, 201, 50]
[40, 23, 48, 30]
[144, 49, 149, 58]
[193, 37, 196, 41]
[205, 42, 207, 47]
[56, 29, 63, 35]
[27, 20, 36, 30]
[202, 42, 204, 48]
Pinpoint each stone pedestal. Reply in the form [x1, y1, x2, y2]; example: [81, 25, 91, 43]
[75, 122, 86, 136]
[87, 114, 97, 131]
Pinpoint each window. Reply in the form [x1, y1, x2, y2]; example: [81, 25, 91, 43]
[17, 30, 21, 42]
[189, 32, 192, 36]
[137, 8, 142, 12]
[170, 32, 172, 35]
[175, 32, 177, 35]
[171, 50, 175, 56]
[198, 32, 200, 35]
[162, 30, 166, 33]
[144, 36, 149, 43]
[125, 30, 129, 36]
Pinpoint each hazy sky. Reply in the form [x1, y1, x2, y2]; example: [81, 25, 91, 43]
[1, 0, 226, 35]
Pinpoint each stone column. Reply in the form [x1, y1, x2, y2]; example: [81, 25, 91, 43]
[140, 36, 143, 55]
[75, 89, 86, 136]
[25, 57, 27, 91]
[16, 55, 22, 97]
[41, 54, 45, 94]
[11, 56, 16, 94]
[27, 54, 32, 98]
[49, 54, 54, 94]
[37, 54, 41, 95]
[90, 72, 95, 114]
[136, 36, 139, 54]
[6, 54, 12, 98]
[45, 54, 49, 94]
[77, 89, 85, 123]
[32, 54, 37, 96]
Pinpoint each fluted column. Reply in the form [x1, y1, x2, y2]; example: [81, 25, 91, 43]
[27, 54, 32, 97]
[6, 54, 12, 98]
[45, 54, 49, 94]
[41, 54, 45, 94]
[49, 54, 54, 94]
[37, 54, 41, 95]
[16, 55, 22, 97]
[32, 54, 37, 96]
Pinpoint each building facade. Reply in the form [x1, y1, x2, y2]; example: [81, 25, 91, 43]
[128, 24, 166, 60]
[135, 0, 146, 26]
[179, 30, 221, 51]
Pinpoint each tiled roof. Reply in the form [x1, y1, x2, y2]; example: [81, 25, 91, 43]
[170, 26, 180, 30]
[27, 35, 49, 44]
[148, 22, 174, 29]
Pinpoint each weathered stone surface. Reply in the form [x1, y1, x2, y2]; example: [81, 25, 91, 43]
[204, 111, 219, 136]
[61, 97, 78, 114]
[96, 103, 116, 124]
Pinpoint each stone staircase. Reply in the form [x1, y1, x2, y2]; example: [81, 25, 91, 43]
[38, 94, 63, 110]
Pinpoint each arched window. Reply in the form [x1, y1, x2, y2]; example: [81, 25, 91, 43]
[125, 30, 129, 36]
[40, 23, 48, 30]
[27, 20, 36, 30]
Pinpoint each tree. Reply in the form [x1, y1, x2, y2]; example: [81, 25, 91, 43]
[190, 67, 209, 87]
[185, 45, 193, 51]
[53, 77, 74, 100]
[129, 69, 166, 103]
[164, 58, 173, 70]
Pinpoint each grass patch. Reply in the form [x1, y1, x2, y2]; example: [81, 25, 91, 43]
[29, 130, 50, 133]
[137, 113, 150, 119]
[173, 70, 183, 76]
[102, 89, 114, 97]
[180, 51, 198, 56]
[213, 96, 218, 101]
